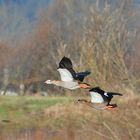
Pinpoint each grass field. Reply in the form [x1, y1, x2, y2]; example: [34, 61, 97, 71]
[0, 96, 73, 128]
[0, 94, 140, 140]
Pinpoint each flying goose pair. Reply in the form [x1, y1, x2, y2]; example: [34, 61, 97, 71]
[45, 57, 122, 110]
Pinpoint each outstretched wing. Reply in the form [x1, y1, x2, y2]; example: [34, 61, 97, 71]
[106, 92, 123, 96]
[59, 56, 73, 69]
[90, 91, 105, 103]
[104, 92, 123, 103]
[89, 87, 108, 103]
[89, 87, 105, 94]
[76, 71, 91, 82]
[58, 57, 77, 80]
[57, 68, 74, 82]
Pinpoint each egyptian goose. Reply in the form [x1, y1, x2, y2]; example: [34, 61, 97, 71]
[45, 56, 91, 90]
[78, 87, 123, 110]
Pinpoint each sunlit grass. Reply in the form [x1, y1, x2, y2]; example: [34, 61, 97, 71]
[0, 96, 73, 129]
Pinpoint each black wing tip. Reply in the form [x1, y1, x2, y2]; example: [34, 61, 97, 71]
[89, 86, 101, 91]
[76, 71, 91, 77]
[86, 71, 91, 75]
[83, 71, 91, 75]
[89, 87, 123, 97]
[59, 56, 73, 69]
[61, 56, 70, 60]
[107, 92, 123, 96]
[59, 56, 71, 63]
[62, 56, 66, 59]
[59, 56, 67, 62]
[117, 93, 123, 96]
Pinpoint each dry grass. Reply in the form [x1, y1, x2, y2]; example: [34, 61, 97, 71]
[52, 3, 138, 95]
[0, 94, 140, 140]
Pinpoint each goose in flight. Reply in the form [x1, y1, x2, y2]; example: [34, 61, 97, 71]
[45, 56, 91, 90]
[78, 87, 123, 110]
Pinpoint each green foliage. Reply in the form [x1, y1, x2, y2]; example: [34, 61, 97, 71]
[0, 96, 73, 128]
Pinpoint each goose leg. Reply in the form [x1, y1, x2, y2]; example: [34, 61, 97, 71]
[105, 104, 117, 110]
[79, 83, 91, 89]
[77, 98, 89, 103]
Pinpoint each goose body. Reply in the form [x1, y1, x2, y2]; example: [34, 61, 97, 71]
[89, 87, 123, 104]
[90, 91, 105, 103]
[57, 68, 73, 82]
[45, 57, 91, 90]
[77, 87, 123, 110]
[46, 80, 80, 90]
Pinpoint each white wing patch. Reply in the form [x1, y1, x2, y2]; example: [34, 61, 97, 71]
[90, 91, 104, 103]
[104, 92, 108, 97]
[57, 68, 74, 82]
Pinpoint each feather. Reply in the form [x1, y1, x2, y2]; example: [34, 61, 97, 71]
[57, 68, 74, 81]
[76, 71, 91, 82]
[58, 57, 77, 80]
[58, 56, 73, 69]
[89, 87, 123, 104]
[90, 91, 106, 103]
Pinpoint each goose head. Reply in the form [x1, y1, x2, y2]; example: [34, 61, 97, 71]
[44, 80, 61, 86]
[45, 80, 53, 84]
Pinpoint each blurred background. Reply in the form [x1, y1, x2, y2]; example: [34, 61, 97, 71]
[0, 1, 140, 140]
[0, 0, 140, 96]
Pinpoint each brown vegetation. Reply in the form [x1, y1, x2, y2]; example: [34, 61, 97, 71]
[0, 0, 139, 95]
[0, 94, 140, 140]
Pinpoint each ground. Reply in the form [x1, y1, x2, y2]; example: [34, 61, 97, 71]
[0, 94, 140, 140]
